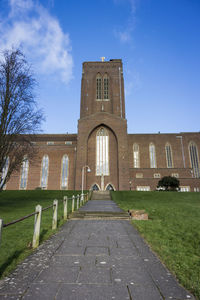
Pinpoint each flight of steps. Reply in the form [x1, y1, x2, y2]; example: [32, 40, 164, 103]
[91, 191, 111, 200]
[69, 191, 130, 220]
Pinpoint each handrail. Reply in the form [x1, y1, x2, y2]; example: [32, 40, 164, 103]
[42, 204, 54, 212]
[3, 211, 38, 228]
[3, 203, 57, 228]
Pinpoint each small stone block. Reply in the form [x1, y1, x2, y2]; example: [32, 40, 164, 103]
[128, 210, 148, 220]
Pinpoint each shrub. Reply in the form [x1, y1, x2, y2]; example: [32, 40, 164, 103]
[157, 176, 180, 191]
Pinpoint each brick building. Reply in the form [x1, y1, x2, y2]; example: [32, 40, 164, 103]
[4, 59, 200, 191]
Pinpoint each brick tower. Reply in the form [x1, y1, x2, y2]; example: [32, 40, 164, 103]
[75, 59, 130, 191]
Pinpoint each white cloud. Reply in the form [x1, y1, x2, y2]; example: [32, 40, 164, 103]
[0, 0, 73, 84]
[113, 0, 138, 43]
[114, 29, 131, 43]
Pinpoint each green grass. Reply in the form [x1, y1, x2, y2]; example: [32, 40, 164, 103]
[111, 191, 200, 299]
[0, 190, 82, 279]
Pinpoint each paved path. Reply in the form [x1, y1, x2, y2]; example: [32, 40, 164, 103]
[0, 199, 195, 299]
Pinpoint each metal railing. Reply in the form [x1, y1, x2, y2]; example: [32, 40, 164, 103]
[0, 192, 89, 249]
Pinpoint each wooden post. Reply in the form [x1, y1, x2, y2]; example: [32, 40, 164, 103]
[77, 194, 79, 210]
[63, 196, 68, 220]
[81, 194, 84, 205]
[52, 199, 58, 230]
[72, 195, 75, 212]
[32, 205, 42, 249]
[0, 219, 3, 248]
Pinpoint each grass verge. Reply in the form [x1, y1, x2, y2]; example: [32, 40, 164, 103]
[0, 190, 82, 279]
[111, 191, 200, 299]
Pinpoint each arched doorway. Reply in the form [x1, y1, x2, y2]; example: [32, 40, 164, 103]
[87, 125, 118, 191]
[106, 183, 115, 191]
[91, 183, 100, 190]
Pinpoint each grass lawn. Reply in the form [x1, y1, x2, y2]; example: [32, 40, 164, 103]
[111, 191, 200, 299]
[0, 190, 82, 279]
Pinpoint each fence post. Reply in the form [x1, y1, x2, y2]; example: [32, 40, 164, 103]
[32, 205, 42, 249]
[80, 194, 84, 205]
[63, 196, 68, 220]
[77, 194, 79, 210]
[72, 195, 75, 212]
[0, 219, 3, 248]
[52, 200, 58, 230]
[87, 192, 89, 201]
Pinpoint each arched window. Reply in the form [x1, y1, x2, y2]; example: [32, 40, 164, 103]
[165, 143, 173, 168]
[103, 74, 109, 100]
[133, 143, 140, 168]
[96, 73, 102, 100]
[20, 157, 29, 189]
[61, 155, 69, 189]
[41, 155, 49, 189]
[0, 157, 9, 189]
[149, 143, 157, 168]
[96, 127, 109, 176]
[189, 142, 200, 178]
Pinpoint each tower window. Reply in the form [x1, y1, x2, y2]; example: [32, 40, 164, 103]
[133, 143, 140, 168]
[165, 143, 173, 168]
[149, 143, 157, 168]
[61, 155, 69, 189]
[96, 73, 109, 100]
[20, 157, 29, 190]
[96, 73, 102, 100]
[41, 155, 49, 189]
[96, 127, 109, 175]
[189, 142, 200, 178]
[103, 74, 109, 100]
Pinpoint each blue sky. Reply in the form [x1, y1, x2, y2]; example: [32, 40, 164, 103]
[0, 0, 200, 134]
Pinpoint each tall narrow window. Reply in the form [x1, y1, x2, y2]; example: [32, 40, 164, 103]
[149, 143, 157, 168]
[41, 155, 49, 189]
[103, 74, 109, 100]
[165, 143, 173, 168]
[96, 73, 102, 100]
[96, 127, 109, 175]
[189, 142, 200, 178]
[133, 143, 140, 168]
[61, 155, 69, 189]
[20, 157, 29, 189]
[0, 157, 9, 189]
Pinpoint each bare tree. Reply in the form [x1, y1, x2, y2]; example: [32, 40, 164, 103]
[0, 48, 44, 190]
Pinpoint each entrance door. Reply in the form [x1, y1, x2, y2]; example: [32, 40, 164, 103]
[91, 184, 100, 190]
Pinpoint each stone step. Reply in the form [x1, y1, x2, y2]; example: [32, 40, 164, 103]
[69, 211, 130, 220]
[91, 191, 111, 200]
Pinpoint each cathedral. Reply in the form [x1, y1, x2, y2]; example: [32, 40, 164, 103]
[4, 59, 200, 191]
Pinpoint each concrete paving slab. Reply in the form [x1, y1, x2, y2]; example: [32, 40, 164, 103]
[95, 255, 140, 268]
[77, 266, 112, 284]
[56, 284, 130, 300]
[85, 246, 109, 256]
[35, 266, 80, 283]
[51, 255, 96, 267]
[112, 266, 154, 285]
[22, 283, 60, 300]
[56, 245, 86, 256]
[128, 283, 163, 300]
